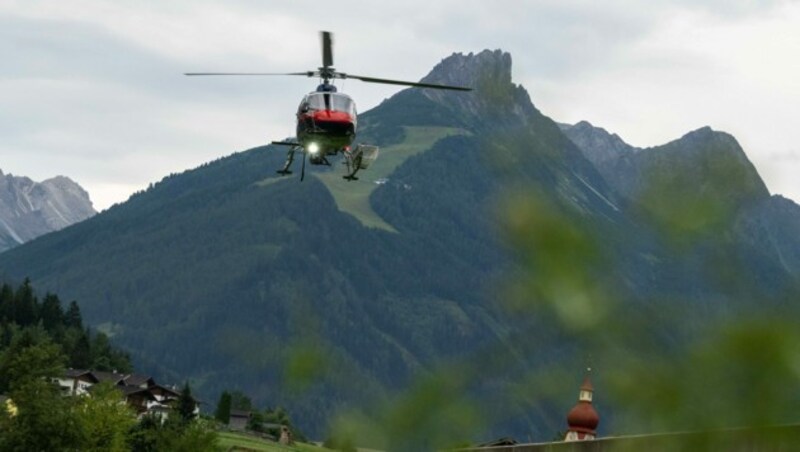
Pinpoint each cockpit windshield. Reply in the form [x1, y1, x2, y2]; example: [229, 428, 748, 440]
[299, 93, 356, 115]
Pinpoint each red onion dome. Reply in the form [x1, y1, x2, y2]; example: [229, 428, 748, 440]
[567, 401, 599, 433]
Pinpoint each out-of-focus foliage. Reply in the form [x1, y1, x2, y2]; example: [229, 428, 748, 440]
[496, 183, 800, 450]
[129, 413, 218, 452]
[75, 381, 137, 452]
[320, 167, 800, 450]
[0, 377, 84, 450]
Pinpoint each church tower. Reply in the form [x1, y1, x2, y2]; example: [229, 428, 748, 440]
[564, 371, 599, 441]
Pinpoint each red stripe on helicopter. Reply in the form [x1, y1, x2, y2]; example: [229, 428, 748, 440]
[309, 110, 353, 124]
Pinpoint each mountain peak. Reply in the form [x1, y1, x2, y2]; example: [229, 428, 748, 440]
[560, 120, 638, 167]
[421, 49, 512, 89]
[668, 127, 749, 161]
[414, 49, 541, 128]
[676, 126, 739, 149]
[0, 170, 96, 251]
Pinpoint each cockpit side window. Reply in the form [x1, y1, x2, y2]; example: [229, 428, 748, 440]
[297, 97, 310, 115]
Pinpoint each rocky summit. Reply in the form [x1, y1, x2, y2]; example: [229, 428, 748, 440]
[0, 169, 95, 252]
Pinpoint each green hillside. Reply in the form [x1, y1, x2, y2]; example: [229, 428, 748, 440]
[315, 126, 466, 231]
[217, 432, 328, 452]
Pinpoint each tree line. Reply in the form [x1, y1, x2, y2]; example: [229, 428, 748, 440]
[0, 278, 131, 377]
[0, 279, 217, 451]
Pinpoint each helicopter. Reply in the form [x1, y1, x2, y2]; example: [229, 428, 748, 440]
[185, 31, 471, 181]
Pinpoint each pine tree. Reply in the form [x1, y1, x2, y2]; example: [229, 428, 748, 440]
[12, 278, 37, 326]
[214, 391, 232, 424]
[64, 301, 83, 330]
[90, 331, 111, 369]
[40, 293, 64, 332]
[0, 283, 14, 321]
[70, 331, 92, 369]
[177, 382, 197, 423]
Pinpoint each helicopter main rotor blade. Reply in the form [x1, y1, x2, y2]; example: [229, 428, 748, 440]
[321, 31, 334, 68]
[184, 72, 313, 76]
[339, 73, 472, 91]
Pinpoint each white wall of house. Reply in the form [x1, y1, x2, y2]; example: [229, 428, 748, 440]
[56, 377, 93, 395]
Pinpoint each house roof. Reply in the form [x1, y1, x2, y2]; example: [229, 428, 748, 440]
[124, 374, 155, 387]
[65, 368, 90, 378]
[64, 369, 101, 382]
[149, 384, 181, 397]
[117, 385, 157, 400]
[230, 410, 252, 418]
[91, 371, 126, 385]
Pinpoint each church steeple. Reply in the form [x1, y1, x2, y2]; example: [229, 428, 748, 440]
[578, 374, 593, 402]
[564, 369, 599, 442]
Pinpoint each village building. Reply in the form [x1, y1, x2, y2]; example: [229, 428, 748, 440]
[279, 424, 294, 445]
[56, 369, 198, 418]
[118, 386, 158, 414]
[148, 383, 182, 407]
[229, 410, 252, 431]
[57, 369, 100, 396]
[564, 373, 599, 442]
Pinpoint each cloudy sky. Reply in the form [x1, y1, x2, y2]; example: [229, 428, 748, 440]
[2, 0, 799, 210]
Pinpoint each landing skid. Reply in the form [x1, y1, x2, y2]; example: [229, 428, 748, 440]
[276, 146, 298, 175]
[270, 142, 378, 182]
[272, 141, 306, 180]
[343, 144, 379, 181]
